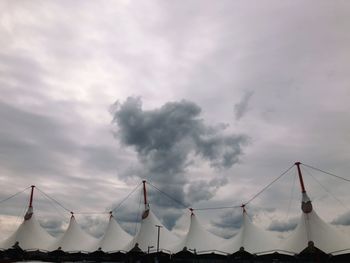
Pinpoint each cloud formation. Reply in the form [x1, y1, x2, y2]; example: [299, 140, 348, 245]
[331, 211, 350, 226]
[234, 90, 254, 120]
[111, 97, 248, 225]
[267, 217, 298, 232]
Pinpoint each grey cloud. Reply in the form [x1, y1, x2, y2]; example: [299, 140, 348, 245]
[160, 209, 184, 230]
[79, 216, 108, 238]
[267, 217, 298, 232]
[331, 211, 350, 226]
[111, 97, 248, 210]
[234, 90, 254, 120]
[211, 210, 243, 238]
[187, 178, 228, 203]
[212, 210, 242, 230]
[39, 218, 65, 237]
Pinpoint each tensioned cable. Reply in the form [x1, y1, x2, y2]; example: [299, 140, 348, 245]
[35, 187, 72, 214]
[302, 163, 350, 183]
[34, 186, 70, 221]
[111, 181, 143, 212]
[303, 166, 349, 211]
[285, 170, 297, 221]
[15, 202, 28, 225]
[0, 186, 31, 205]
[192, 205, 241, 211]
[244, 164, 295, 205]
[133, 188, 143, 235]
[147, 181, 189, 209]
[74, 211, 109, 215]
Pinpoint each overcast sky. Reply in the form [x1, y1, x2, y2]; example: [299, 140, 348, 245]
[1, 0, 350, 240]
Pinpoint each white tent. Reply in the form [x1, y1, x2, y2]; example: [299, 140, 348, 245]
[173, 211, 227, 254]
[126, 207, 179, 253]
[221, 208, 280, 255]
[96, 214, 132, 252]
[280, 192, 350, 254]
[0, 210, 55, 251]
[49, 214, 98, 252]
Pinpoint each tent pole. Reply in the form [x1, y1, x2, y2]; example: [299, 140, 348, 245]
[142, 180, 148, 208]
[295, 162, 313, 213]
[29, 185, 35, 208]
[295, 162, 306, 193]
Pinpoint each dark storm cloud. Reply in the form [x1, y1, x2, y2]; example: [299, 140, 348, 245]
[160, 209, 184, 230]
[234, 90, 254, 120]
[187, 178, 228, 203]
[267, 217, 298, 232]
[111, 97, 248, 206]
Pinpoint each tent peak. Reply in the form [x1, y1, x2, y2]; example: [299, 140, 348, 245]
[241, 204, 246, 214]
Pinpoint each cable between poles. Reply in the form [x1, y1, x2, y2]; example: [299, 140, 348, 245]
[35, 187, 72, 214]
[0, 186, 31, 205]
[244, 164, 295, 206]
[111, 181, 142, 212]
[302, 163, 350, 183]
[147, 181, 189, 210]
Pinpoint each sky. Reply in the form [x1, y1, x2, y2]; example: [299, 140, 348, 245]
[0, 0, 350, 240]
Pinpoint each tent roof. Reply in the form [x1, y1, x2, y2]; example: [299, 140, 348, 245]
[97, 214, 132, 252]
[0, 213, 55, 251]
[126, 208, 179, 253]
[173, 212, 227, 254]
[221, 209, 280, 254]
[280, 208, 350, 254]
[49, 215, 98, 252]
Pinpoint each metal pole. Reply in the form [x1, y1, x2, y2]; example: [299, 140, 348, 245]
[29, 185, 35, 208]
[155, 225, 162, 252]
[142, 180, 148, 208]
[295, 162, 306, 193]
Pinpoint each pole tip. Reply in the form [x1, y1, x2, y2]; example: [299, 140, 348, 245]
[295, 161, 301, 166]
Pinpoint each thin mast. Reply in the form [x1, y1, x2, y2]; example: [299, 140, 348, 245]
[141, 180, 150, 219]
[295, 162, 312, 213]
[295, 162, 306, 193]
[24, 185, 35, 220]
[142, 180, 148, 208]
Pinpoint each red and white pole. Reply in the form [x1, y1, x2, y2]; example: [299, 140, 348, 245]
[295, 162, 312, 213]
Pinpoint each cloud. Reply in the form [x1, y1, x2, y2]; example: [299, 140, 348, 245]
[111, 97, 248, 226]
[234, 90, 254, 120]
[331, 211, 350, 226]
[267, 217, 298, 232]
[187, 178, 228, 203]
[211, 209, 243, 238]
[79, 215, 108, 238]
[39, 218, 66, 237]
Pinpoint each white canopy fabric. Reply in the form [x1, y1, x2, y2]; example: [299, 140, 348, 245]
[173, 212, 227, 254]
[126, 208, 179, 253]
[221, 209, 280, 255]
[96, 215, 132, 252]
[49, 215, 98, 252]
[0, 213, 55, 251]
[280, 209, 350, 254]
